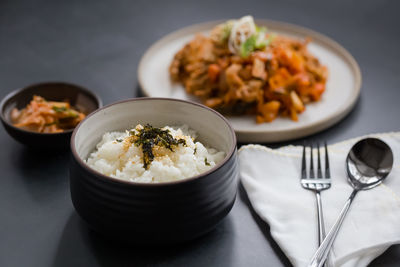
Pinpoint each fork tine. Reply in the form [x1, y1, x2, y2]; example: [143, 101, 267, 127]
[301, 143, 307, 178]
[317, 142, 322, 178]
[309, 143, 315, 178]
[324, 141, 331, 178]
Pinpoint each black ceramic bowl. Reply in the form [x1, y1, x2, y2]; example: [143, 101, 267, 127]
[0, 82, 102, 149]
[70, 98, 238, 244]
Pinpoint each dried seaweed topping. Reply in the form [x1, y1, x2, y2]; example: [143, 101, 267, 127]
[130, 124, 186, 169]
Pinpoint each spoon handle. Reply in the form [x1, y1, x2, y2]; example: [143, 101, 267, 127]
[308, 189, 358, 267]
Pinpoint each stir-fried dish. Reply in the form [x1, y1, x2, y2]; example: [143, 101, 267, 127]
[170, 16, 328, 123]
[11, 95, 86, 133]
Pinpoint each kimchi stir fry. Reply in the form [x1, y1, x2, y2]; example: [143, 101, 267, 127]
[170, 16, 328, 123]
[11, 95, 86, 133]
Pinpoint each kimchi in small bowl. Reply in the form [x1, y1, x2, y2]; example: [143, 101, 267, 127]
[0, 82, 102, 149]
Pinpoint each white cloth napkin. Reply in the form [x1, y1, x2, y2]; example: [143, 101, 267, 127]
[239, 132, 400, 267]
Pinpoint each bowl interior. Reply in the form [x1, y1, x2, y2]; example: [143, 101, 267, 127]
[1, 82, 101, 130]
[74, 98, 235, 166]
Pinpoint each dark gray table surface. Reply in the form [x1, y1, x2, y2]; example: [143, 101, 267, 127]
[1, 0, 399, 266]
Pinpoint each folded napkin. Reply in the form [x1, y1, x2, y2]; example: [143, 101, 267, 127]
[239, 132, 400, 267]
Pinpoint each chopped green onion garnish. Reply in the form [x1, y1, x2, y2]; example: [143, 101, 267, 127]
[240, 35, 257, 58]
[256, 25, 267, 33]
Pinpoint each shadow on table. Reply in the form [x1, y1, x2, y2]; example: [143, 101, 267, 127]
[53, 211, 235, 267]
[136, 83, 145, 97]
[238, 183, 293, 267]
[368, 245, 400, 266]
[10, 146, 70, 201]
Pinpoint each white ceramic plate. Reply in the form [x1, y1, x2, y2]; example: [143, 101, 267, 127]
[138, 20, 361, 143]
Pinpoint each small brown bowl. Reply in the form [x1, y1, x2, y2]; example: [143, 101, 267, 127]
[0, 82, 102, 149]
[70, 98, 239, 244]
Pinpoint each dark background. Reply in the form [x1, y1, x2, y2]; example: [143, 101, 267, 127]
[0, 0, 399, 266]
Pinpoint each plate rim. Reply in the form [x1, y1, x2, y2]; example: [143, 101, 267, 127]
[138, 19, 362, 143]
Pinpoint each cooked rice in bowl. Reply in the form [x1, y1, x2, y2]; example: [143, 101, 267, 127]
[86, 124, 226, 183]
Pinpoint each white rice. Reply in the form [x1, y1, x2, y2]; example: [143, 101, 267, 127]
[86, 124, 226, 183]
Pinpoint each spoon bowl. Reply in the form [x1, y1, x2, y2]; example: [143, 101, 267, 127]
[346, 138, 394, 190]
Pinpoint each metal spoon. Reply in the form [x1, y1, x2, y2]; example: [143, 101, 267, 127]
[308, 138, 394, 267]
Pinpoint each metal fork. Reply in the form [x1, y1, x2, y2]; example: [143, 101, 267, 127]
[301, 142, 331, 266]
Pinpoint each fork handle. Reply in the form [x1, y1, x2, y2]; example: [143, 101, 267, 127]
[316, 192, 330, 267]
[309, 189, 358, 267]
[316, 192, 325, 245]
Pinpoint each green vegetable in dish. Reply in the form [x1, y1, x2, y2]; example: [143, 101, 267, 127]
[52, 106, 67, 113]
[240, 35, 257, 58]
[240, 26, 275, 58]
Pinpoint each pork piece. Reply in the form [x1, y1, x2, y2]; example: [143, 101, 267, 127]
[252, 58, 267, 80]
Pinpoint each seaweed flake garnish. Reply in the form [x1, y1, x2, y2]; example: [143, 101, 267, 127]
[204, 158, 210, 166]
[130, 124, 186, 169]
